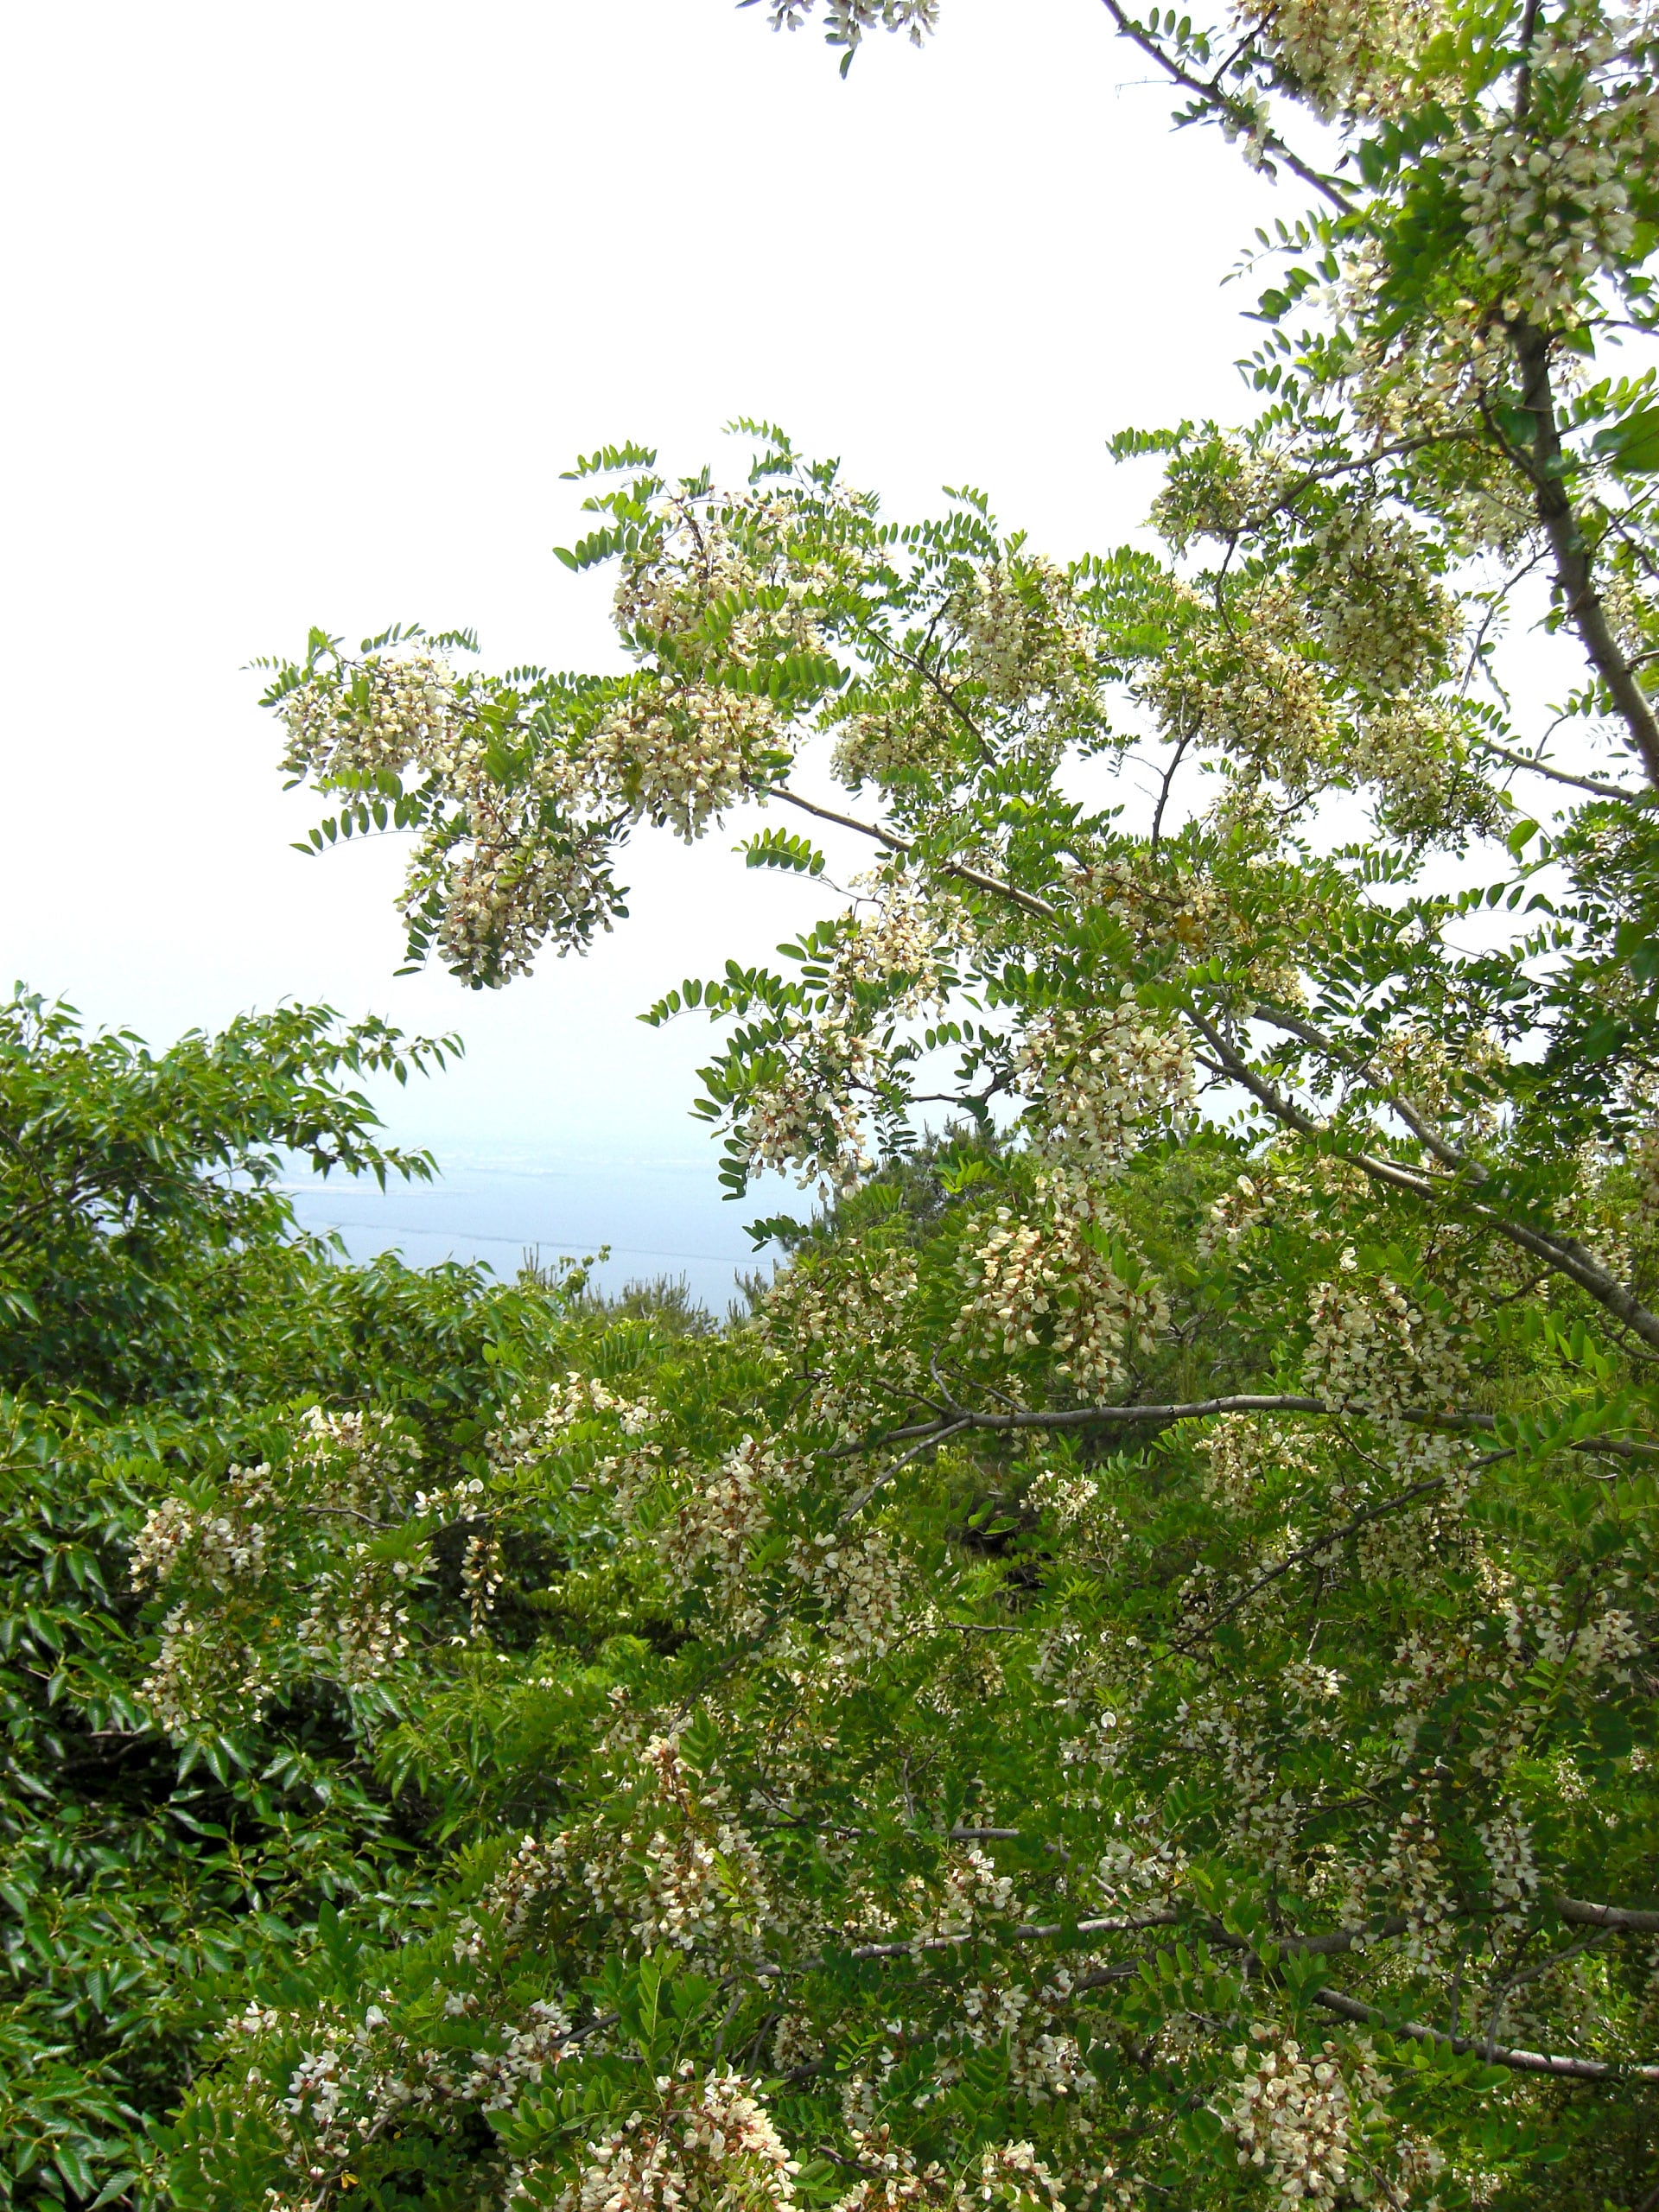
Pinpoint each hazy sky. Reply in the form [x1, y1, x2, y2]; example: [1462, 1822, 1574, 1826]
[1, 0, 1284, 1180]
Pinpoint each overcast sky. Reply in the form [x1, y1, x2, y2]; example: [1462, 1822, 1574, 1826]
[1, 0, 1284, 1191]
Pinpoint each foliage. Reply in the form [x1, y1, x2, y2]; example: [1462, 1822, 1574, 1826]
[0, 994, 617, 2205]
[35, 0, 1659, 2205]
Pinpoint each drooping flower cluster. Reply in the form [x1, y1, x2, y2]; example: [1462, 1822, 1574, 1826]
[510, 2065, 799, 2212]
[956, 557, 1097, 709]
[788, 1526, 918, 1662]
[278, 651, 459, 787]
[1304, 504, 1458, 696]
[1148, 598, 1338, 800]
[248, 1987, 575, 2194]
[588, 683, 782, 842]
[1239, 0, 1438, 118]
[661, 1436, 779, 1633]
[130, 1407, 436, 1736]
[1303, 1255, 1473, 1478]
[1014, 995, 1195, 1173]
[1220, 2027, 1390, 2205]
[1448, 3, 1659, 325]
[952, 1192, 1168, 1395]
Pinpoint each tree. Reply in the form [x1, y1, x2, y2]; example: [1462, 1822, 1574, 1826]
[156, 1, 1659, 2205]
[0, 995, 606, 2206]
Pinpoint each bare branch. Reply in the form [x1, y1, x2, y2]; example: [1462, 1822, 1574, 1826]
[1470, 732, 1639, 802]
[760, 785, 1057, 921]
[1554, 1896, 1659, 1935]
[1313, 1980, 1659, 2082]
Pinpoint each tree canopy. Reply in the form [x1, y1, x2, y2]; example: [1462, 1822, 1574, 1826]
[14, 0, 1659, 2206]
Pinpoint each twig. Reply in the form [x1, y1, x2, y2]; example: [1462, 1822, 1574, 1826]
[760, 785, 1057, 921]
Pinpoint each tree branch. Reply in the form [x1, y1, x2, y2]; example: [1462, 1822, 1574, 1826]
[1171, 1472, 1452, 1650]
[1554, 1896, 1659, 1935]
[1511, 320, 1659, 785]
[1189, 1007, 1659, 1351]
[760, 785, 1057, 921]
[836, 1392, 1656, 1458]
[1470, 732, 1639, 802]
[1312, 1980, 1659, 2082]
[1096, 0, 1357, 215]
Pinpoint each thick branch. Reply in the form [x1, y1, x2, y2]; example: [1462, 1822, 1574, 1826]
[1312, 1981, 1659, 2082]
[840, 1394, 1657, 1458]
[1249, 1001, 1471, 1173]
[843, 1909, 1181, 1962]
[1512, 321, 1659, 785]
[1191, 1007, 1659, 1352]
[1554, 1896, 1659, 1935]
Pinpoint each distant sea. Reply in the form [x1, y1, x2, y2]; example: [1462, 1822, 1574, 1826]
[283, 1152, 796, 1317]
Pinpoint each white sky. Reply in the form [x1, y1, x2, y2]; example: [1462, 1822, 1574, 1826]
[1, 0, 1287, 1179]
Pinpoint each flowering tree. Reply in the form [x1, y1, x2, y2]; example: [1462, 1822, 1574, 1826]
[149, 2, 1659, 2207]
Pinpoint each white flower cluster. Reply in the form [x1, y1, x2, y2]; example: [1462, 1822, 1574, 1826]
[485, 1831, 571, 1940]
[952, 1192, 1168, 1396]
[296, 1535, 428, 1691]
[742, 1018, 877, 1196]
[1014, 996, 1195, 1173]
[1451, 45, 1655, 322]
[739, 874, 965, 1192]
[138, 1607, 272, 1740]
[955, 1975, 1097, 2103]
[1150, 604, 1338, 800]
[1355, 700, 1505, 845]
[576, 1738, 773, 1961]
[1152, 442, 1281, 551]
[956, 558, 1096, 708]
[830, 698, 958, 791]
[1476, 1802, 1540, 1926]
[513, 2063, 799, 2212]
[788, 1528, 917, 1662]
[131, 1464, 275, 1593]
[822, 2130, 1068, 2212]
[1239, 0, 1435, 118]
[1376, 1805, 1457, 1967]
[1095, 1820, 1189, 1910]
[410, 792, 623, 989]
[279, 652, 458, 786]
[276, 648, 629, 988]
[260, 1987, 574, 2190]
[1500, 1584, 1643, 1682]
[614, 487, 833, 665]
[297, 1404, 424, 1508]
[758, 1242, 922, 1441]
[1221, 2026, 1389, 2206]
[1303, 1257, 1471, 1478]
[925, 1845, 1020, 1942]
[1198, 1173, 1268, 1262]
[1305, 505, 1458, 695]
[1022, 1464, 1118, 1546]
[662, 1435, 779, 1632]
[588, 682, 780, 842]
[829, 874, 957, 1020]
[130, 1406, 433, 1736]
[1200, 1414, 1319, 1516]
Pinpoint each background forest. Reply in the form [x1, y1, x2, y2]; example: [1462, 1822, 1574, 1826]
[5, 2, 1659, 2208]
